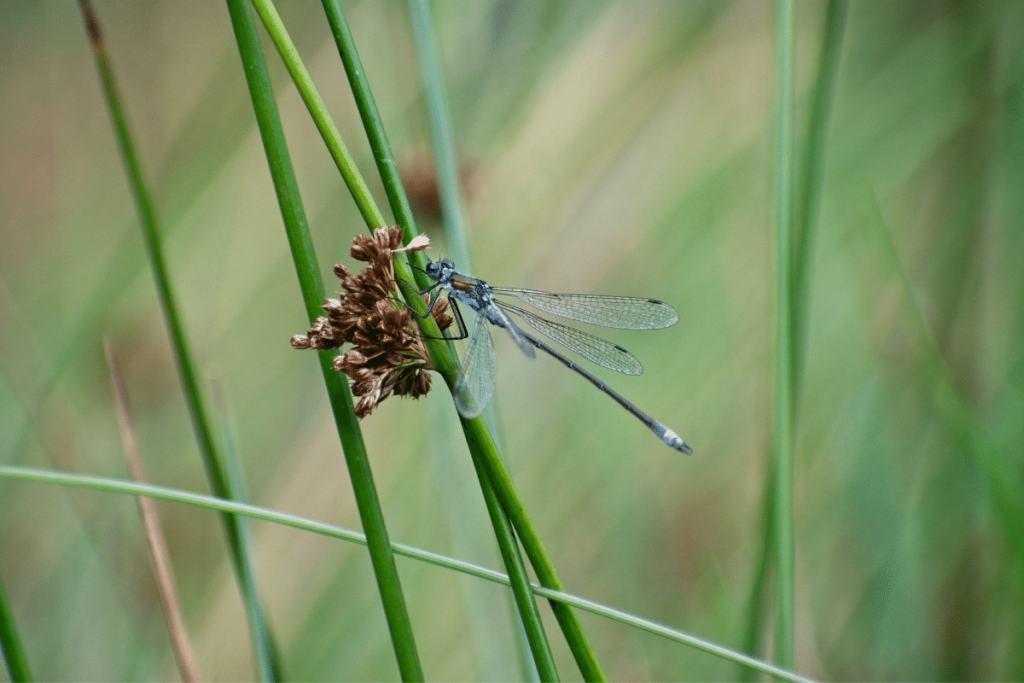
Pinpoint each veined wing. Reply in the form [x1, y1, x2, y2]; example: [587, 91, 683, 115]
[499, 302, 643, 375]
[453, 314, 497, 419]
[491, 287, 678, 330]
[487, 302, 537, 360]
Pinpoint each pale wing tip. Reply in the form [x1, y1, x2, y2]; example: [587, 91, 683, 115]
[646, 299, 680, 328]
[610, 343, 644, 375]
[455, 397, 484, 419]
[454, 384, 488, 418]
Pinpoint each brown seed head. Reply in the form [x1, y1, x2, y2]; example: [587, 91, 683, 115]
[291, 227, 451, 417]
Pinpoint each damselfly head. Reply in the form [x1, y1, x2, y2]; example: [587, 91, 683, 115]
[425, 258, 455, 280]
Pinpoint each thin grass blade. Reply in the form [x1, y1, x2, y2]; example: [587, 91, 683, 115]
[105, 344, 200, 683]
[223, 0, 423, 679]
[747, 2, 847, 676]
[867, 193, 1024, 562]
[321, 1, 570, 678]
[405, 0, 604, 676]
[772, 0, 796, 668]
[790, 0, 848, 402]
[469, 453, 559, 681]
[77, 3, 283, 677]
[404, 0, 606, 677]
[213, 381, 278, 682]
[0, 572, 32, 681]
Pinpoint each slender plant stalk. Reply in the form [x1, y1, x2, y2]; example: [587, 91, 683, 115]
[319, 0, 415, 237]
[324, 0, 557, 677]
[405, 0, 472, 269]
[244, 0, 446, 348]
[248, 0, 383, 228]
[745, 2, 847, 675]
[791, 0, 848, 404]
[224, 1, 424, 679]
[867, 195, 1024, 560]
[0, 573, 31, 681]
[741, 468, 775, 682]
[224, 0, 428, 679]
[106, 344, 201, 683]
[459, 418, 605, 681]
[213, 383, 278, 682]
[403, 0, 542, 677]
[77, 2, 283, 678]
[469, 454, 559, 681]
[258, 0, 600, 678]
[772, 0, 796, 669]
[0, 463, 814, 683]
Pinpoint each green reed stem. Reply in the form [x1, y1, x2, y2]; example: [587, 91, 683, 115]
[404, 0, 548, 677]
[405, 0, 473, 269]
[78, 2, 283, 677]
[248, 0, 383, 228]
[459, 418, 605, 681]
[215, 390, 278, 681]
[225, 1, 422, 679]
[469, 453, 559, 681]
[772, 0, 796, 669]
[746, 2, 847, 675]
[252, 0, 603, 677]
[0, 575, 31, 681]
[792, 0, 848, 403]
[320, 0, 596, 678]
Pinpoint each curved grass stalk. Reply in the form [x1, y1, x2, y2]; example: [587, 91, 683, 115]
[327, 0, 564, 678]
[0, 464, 815, 683]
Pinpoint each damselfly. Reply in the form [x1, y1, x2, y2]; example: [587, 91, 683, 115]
[409, 258, 692, 454]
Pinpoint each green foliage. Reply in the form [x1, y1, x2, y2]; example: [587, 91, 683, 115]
[1, 1, 1022, 680]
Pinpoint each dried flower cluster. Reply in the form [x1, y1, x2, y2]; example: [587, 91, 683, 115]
[291, 226, 451, 417]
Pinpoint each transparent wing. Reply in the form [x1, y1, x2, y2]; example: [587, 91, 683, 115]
[500, 302, 643, 375]
[488, 304, 537, 360]
[453, 314, 497, 419]
[491, 287, 678, 329]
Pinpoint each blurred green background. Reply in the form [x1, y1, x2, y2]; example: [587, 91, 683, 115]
[2, 1, 1024, 680]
